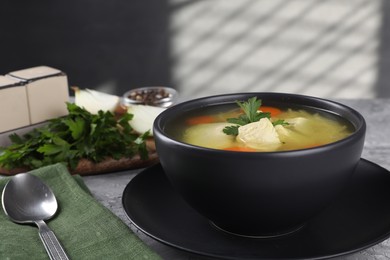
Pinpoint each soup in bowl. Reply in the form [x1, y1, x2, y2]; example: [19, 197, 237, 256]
[153, 93, 366, 237]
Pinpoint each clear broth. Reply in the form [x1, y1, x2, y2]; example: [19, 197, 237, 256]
[164, 102, 355, 152]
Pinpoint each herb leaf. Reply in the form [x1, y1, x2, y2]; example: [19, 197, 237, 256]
[226, 115, 249, 126]
[223, 125, 240, 136]
[272, 119, 289, 126]
[237, 97, 262, 123]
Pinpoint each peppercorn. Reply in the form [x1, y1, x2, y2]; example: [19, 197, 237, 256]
[127, 88, 172, 106]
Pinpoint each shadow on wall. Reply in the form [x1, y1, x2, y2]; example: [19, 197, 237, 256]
[0, 0, 171, 96]
[376, 0, 390, 97]
[169, 0, 389, 99]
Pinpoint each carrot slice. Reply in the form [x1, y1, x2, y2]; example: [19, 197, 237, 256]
[258, 106, 282, 117]
[186, 115, 216, 125]
[223, 146, 257, 152]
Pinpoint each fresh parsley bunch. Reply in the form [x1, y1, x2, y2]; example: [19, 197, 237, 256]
[0, 103, 150, 170]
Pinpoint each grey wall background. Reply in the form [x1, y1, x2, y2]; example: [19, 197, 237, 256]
[0, 0, 389, 99]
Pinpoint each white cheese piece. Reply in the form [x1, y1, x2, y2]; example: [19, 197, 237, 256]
[8, 66, 69, 124]
[0, 76, 30, 132]
[237, 118, 281, 150]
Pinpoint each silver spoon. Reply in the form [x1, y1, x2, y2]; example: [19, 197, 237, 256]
[1, 173, 70, 260]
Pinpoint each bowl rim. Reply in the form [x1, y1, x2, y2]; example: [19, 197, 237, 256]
[153, 92, 366, 156]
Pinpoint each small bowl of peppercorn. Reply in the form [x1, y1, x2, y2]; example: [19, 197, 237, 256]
[122, 86, 178, 108]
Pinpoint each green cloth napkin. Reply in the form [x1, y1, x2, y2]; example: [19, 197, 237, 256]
[0, 163, 161, 260]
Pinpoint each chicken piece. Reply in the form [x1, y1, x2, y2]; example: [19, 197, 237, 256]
[285, 117, 310, 135]
[237, 118, 281, 151]
[274, 124, 290, 139]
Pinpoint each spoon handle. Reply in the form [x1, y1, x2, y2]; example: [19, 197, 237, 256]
[36, 220, 70, 260]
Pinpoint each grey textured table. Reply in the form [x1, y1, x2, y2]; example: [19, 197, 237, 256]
[79, 99, 390, 259]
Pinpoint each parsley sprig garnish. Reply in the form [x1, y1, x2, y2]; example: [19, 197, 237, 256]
[0, 103, 150, 170]
[223, 97, 288, 136]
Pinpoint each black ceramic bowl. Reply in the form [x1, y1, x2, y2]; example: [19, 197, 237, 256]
[153, 93, 366, 237]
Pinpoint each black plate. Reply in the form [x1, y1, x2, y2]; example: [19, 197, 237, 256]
[122, 159, 390, 259]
